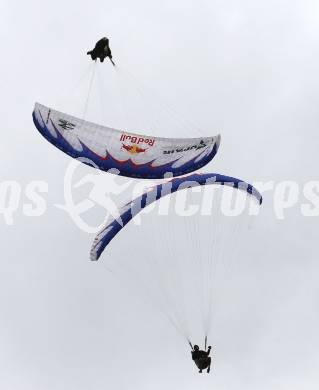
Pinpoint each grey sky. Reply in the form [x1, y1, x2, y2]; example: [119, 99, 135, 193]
[1, 0, 319, 389]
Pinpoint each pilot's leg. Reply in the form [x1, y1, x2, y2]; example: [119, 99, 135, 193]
[207, 357, 211, 373]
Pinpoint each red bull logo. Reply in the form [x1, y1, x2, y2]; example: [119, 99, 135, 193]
[120, 134, 155, 147]
[122, 144, 147, 154]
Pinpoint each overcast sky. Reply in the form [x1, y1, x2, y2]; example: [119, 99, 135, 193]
[1, 0, 319, 389]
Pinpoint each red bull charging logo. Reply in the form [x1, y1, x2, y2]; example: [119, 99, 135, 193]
[122, 144, 147, 154]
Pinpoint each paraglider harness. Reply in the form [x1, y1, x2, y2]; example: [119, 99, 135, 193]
[87, 37, 115, 66]
[189, 337, 212, 373]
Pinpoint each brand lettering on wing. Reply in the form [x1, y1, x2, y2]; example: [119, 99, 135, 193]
[163, 140, 207, 155]
[120, 134, 155, 146]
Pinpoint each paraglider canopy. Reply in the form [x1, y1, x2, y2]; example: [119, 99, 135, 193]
[32, 103, 221, 179]
[90, 173, 262, 260]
